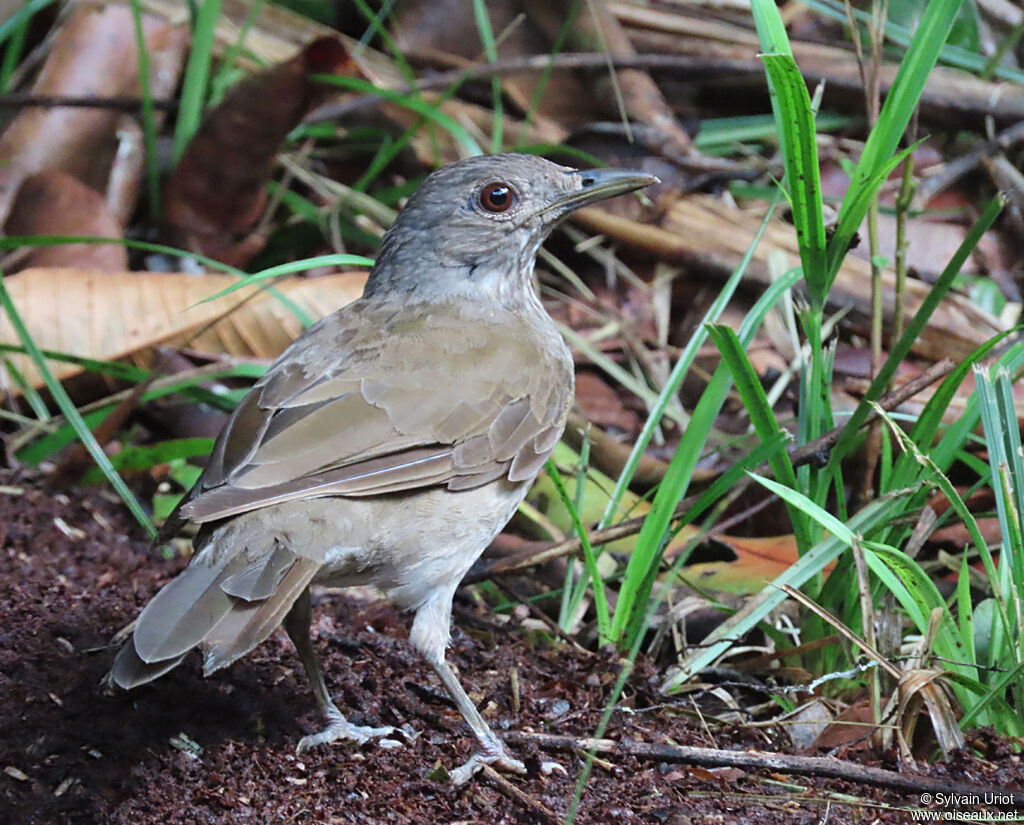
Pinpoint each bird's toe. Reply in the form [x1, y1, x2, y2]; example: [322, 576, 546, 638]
[296, 703, 396, 754]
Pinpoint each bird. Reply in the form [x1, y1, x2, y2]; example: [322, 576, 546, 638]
[111, 152, 658, 783]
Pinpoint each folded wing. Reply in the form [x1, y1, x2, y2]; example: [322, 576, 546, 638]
[180, 300, 573, 524]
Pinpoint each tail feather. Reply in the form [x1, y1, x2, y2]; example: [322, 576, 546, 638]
[111, 533, 322, 690]
[202, 558, 320, 673]
[110, 643, 186, 689]
[131, 551, 251, 663]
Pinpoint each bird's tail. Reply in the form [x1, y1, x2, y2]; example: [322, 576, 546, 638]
[111, 528, 320, 689]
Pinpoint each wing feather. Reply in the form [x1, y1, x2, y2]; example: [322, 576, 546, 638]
[177, 301, 573, 525]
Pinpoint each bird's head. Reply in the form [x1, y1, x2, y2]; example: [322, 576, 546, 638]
[365, 153, 658, 303]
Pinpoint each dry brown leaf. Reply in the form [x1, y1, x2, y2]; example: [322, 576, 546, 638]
[163, 37, 356, 266]
[574, 370, 641, 433]
[0, 268, 367, 388]
[0, 4, 188, 223]
[3, 171, 127, 272]
[678, 533, 819, 594]
[393, 0, 590, 134]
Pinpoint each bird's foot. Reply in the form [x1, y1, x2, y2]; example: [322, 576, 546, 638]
[448, 737, 526, 785]
[296, 703, 396, 754]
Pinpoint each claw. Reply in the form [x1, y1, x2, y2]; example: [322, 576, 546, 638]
[296, 703, 396, 754]
[448, 736, 526, 785]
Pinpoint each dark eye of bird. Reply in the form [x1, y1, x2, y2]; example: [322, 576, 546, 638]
[479, 182, 516, 213]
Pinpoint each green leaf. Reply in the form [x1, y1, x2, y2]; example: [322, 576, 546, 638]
[707, 325, 811, 552]
[759, 54, 827, 305]
[79, 438, 215, 484]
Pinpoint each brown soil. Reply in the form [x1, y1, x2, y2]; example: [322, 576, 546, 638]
[1, 477, 1020, 825]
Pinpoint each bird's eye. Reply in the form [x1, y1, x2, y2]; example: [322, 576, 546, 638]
[479, 182, 516, 213]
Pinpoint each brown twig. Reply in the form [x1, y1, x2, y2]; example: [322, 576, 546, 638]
[468, 358, 956, 582]
[0, 93, 178, 111]
[480, 766, 560, 824]
[502, 731, 1024, 803]
[914, 119, 1024, 209]
[304, 53, 757, 124]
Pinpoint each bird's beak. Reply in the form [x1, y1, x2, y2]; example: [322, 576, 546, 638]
[539, 167, 660, 218]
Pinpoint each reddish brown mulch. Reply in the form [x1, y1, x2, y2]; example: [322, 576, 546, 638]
[1, 477, 1020, 824]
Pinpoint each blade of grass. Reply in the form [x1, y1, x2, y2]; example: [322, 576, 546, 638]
[172, 0, 222, 165]
[311, 75, 483, 157]
[0, 272, 155, 537]
[545, 460, 611, 644]
[471, 0, 504, 152]
[197, 253, 373, 301]
[514, 0, 580, 148]
[0, 4, 31, 93]
[0, 0, 56, 47]
[759, 53, 827, 305]
[707, 324, 813, 552]
[129, 0, 161, 219]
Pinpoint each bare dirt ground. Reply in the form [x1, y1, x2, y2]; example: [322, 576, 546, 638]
[2, 476, 1021, 825]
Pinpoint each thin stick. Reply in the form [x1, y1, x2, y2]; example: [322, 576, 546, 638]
[502, 731, 1024, 803]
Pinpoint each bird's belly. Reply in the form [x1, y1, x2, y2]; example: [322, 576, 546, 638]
[274, 479, 529, 610]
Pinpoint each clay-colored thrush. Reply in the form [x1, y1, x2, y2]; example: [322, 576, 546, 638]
[112, 153, 657, 782]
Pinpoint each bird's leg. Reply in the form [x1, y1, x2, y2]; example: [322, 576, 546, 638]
[284, 586, 395, 753]
[411, 591, 526, 785]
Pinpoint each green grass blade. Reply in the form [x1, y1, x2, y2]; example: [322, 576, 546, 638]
[471, 0, 503, 152]
[0, 0, 56, 47]
[707, 324, 812, 552]
[610, 269, 802, 646]
[311, 75, 483, 157]
[545, 460, 611, 644]
[172, 0, 222, 165]
[0, 273, 155, 537]
[759, 54, 827, 305]
[197, 253, 373, 301]
[129, 0, 161, 219]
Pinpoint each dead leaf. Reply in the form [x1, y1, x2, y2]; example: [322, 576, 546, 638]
[575, 370, 641, 433]
[0, 268, 368, 388]
[4, 171, 127, 272]
[679, 533, 825, 594]
[0, 4, 188, 223]
[162, 37, 355, 266]
[812, 699, 875, 751]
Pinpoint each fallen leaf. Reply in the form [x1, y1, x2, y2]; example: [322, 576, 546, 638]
[163, 37, 355, 266]
[0, 4, 187, 223]
[0, 268, 368, 388]
[4, 171, 127, 272]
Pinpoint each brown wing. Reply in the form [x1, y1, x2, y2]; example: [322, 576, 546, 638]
[179, 299, 573, 524]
